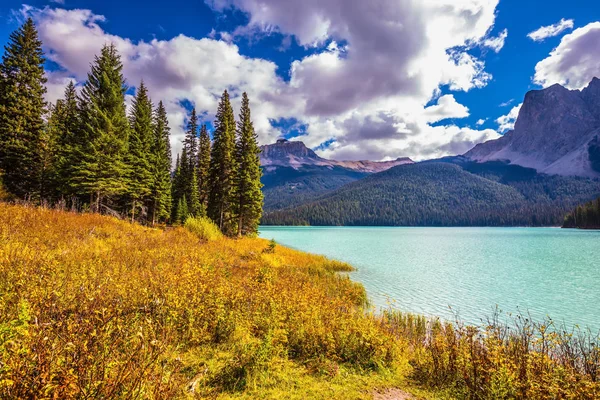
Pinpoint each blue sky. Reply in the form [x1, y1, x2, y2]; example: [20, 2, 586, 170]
[1, 0, 599, 161]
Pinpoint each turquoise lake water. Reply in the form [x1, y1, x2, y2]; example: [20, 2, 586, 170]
[259, 226, 600, 331]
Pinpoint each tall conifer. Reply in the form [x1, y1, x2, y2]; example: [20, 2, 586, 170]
[74, 44, 130, 212]
[0, 18, 47, 199]
[52, 82, 80, 199]
[234, 92, 263, 236]
[208, 90, 237, 235]
[127, 80, 154, 222]
[150, 101, 172, 224]
[198, 124, 211, 208]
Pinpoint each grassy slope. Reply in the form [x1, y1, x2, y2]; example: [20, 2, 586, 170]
[0, 204, 423, 399]
[2, 204, 599, 399]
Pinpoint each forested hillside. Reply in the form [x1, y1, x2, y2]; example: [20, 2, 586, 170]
[261, 165, 368, 211]
[262, 162, 600, 226]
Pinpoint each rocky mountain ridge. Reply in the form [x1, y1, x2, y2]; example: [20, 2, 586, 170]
[260, 139, 413, 173]
[466, 78, 600, 177]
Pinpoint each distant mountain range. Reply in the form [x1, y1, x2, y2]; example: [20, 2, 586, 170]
[260, 78, 600, 226]
[260, 139, 412, 211]
[260, 139, 413, 173]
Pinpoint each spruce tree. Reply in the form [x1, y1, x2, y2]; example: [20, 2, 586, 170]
[74, 44, 130, 213]
[52, 82, 80, 200]
[127, 80, 154, 222]
[184, 108, 199, 168]
[0, 18, 47, 200]
[182, 108, 200, 216]
[150, 101, 172, 225]
[234, 92, 263, 236]
[197, 124, 211, 208]
[208, 90, 237, 235]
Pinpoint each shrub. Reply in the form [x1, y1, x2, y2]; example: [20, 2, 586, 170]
[184, 216, 223, 241]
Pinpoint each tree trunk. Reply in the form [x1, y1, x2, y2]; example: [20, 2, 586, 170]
[95, 191, 101, 214]
[131, 200, 136, 224]
[152, 199, 157, 227]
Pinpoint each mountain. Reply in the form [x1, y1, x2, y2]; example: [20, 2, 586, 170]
[466, 78, 600, 178]
[262, 161, 600, 226]
[260, 139, 413, 172]
[260, 139, 413, 211]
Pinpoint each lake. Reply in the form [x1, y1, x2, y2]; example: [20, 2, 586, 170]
[259, 226, 600, 331]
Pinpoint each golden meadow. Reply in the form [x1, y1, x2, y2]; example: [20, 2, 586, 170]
[1, 203, 599, 399]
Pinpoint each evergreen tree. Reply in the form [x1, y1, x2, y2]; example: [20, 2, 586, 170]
[150, 101, 172, 225]
[171, 152, 183, 221]
[52, 82, 80, 200]
[234, 92, 263, 236]
[0, 18, 47, 200]
[74, 44, 130, 213]
[189, 172, 202, 217]
[181, 108, 200, 215]
[184, 108, 198, 168]
[127, 80, 154, 222]
[208, 90, 237, 235]
[197, 124, 211, 207]
[175, 194, 189, 225]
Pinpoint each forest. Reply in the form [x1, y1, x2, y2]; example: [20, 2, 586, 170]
[563, 196, 600, 228]
[262, 161, 600, 226]
[0, 18, 263, 237]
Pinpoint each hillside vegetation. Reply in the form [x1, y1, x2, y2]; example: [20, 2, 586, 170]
[263, 162, 600, 226]
[261, 165, 368, 211]
[563, 197, 600, 229]
[2, 204, 600, 399]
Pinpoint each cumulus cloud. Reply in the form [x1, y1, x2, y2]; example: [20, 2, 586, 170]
[483, 28, 508, 53]
[527, 18, 574, 42]
[24, 6, 296, 157]
[25, 0, 504, 161]
[496, 103, 522, 133]
[476, 118, 487, 126]
[533, 22, 600, 89]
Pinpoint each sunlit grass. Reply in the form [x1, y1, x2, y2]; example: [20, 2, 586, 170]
[1, 203, 599, 399]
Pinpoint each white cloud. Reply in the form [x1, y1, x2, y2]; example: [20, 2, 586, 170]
[533, 22, 600, 89]
[27, 1, 503, 161]
[527, 18, 574, 42]
[423, 95, 470, 123]
[476, 118, 487, 126]
[483, 28, 508, 53]
[496, 103, 522, 133]
[499, 99, 514, 107]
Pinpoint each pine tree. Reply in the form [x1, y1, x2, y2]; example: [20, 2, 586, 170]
[127, 80, 154, 222]
[208, 90, 237, 235]
[0, 18, 47, 200]
[52, 82, 80, 200]
[150, 101, 172, 225]
[189, 172, 202, 217]
[74, 43, 130, 213]
[234, 92, 263, 236]
[181, 108, 200, 215]
[171, 152, 183, 221]
[184, 108, 198, 169]
[175, 194, 189, 225]
[198, 124, 211, 208]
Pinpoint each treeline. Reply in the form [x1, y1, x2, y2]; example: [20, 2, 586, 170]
[0, 19, 262, 236]
[563, 197, 600, 229]
[262, 162, 600, 227]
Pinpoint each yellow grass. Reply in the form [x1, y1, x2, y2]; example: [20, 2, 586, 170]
[2, 203, 599, 399]
[0, 204, 415, 399]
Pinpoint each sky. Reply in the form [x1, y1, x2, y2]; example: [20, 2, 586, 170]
[1, 0, 599, 162]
